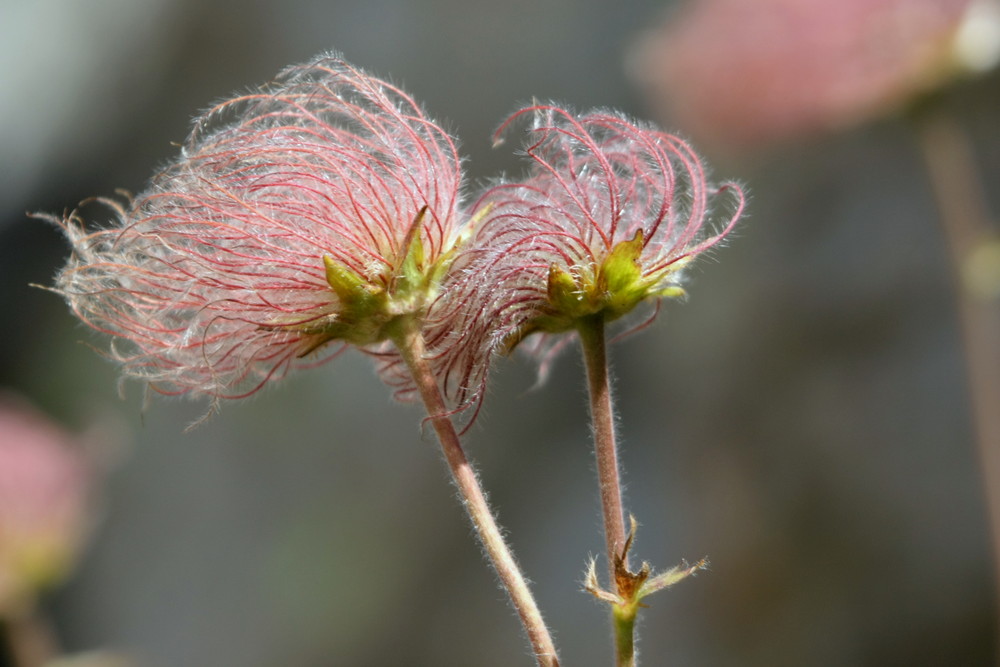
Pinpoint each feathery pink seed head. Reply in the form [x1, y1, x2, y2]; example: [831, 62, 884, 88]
[480, 105, 743, 334]
[427, 105, 744, 406]
[48, 53, 464, 403]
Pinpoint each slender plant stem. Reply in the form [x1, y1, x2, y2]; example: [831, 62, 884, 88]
[612, 605, 638, 667]
[915, 110, 1000, 653]
[577, 313, 633, 667]
[390, 318, 560, 667]
[577, 314, 629, 579]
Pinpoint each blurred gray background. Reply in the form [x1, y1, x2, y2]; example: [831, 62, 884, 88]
[2, 0, 999, 665]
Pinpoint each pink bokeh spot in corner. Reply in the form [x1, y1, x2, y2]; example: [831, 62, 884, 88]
[0, 397, 92, 615]
[634, 0, 974, 153]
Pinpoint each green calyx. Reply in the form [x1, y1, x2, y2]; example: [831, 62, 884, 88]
[292, 207, 458, 352]
[318, 254, 393, 346]
[518, 230, 686, 341]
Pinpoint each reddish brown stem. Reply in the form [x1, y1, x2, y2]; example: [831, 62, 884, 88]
[578, 314, 629, 580]
[578, 314, 636, 667]
[391, 318, 560, 667]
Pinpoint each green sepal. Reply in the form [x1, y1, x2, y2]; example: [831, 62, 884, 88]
[316, 254, 391, 346]
[547, 264, 587, 317]
[324, 255, 373, 303]
[513, 263, 595, 339]
[599, 229, 644, 295]
[598, 230, 651, 321]
[395, 206, 428, 295]
[393, 205, 467, 301]
[323, 255, 387, 316]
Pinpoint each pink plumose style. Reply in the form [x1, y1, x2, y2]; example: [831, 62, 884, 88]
[632, 0, 994, 154]
[0, 396, 91, 616]
[430, 105, 744, 399]
[47, 53, 464, 405]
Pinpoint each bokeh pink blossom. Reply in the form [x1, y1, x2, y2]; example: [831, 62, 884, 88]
[633, 0, 988, 153]
[0, 396, 92, 617]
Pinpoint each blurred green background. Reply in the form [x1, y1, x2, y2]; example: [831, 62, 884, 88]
[2, 0, 999, 664]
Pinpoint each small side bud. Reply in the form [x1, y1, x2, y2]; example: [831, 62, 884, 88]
[582, 516, 706, 617]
